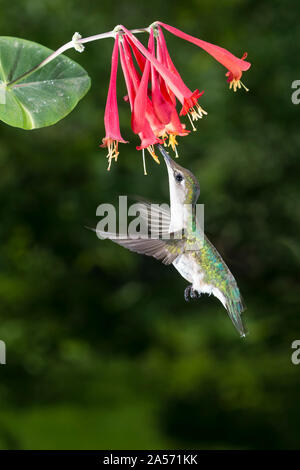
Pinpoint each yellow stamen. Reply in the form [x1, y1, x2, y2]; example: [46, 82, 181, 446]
[229, 79, 249, 92]
[147, 145, 160, 165]
[106, 140, 119, 171]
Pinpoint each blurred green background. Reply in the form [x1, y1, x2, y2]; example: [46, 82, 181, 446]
[0, 0, 299, 450]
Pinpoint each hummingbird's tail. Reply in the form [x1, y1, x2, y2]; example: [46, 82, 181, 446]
[225, 292, 247, 338]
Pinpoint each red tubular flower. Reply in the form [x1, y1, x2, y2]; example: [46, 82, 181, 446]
[119, 40, 136, 109]
[161, 109, 190, 157]
[157, 26, 183, 81]
[155, 32, 176, 107]
[156, 27, 207, 128]
[126, 32, 186, 159]
[136, 120, 160, 153]
[137, 26, 194, 155]
[98, 22, 251, 172]
[120, 38, 141, 104]
[158, 22, 251, 92]
[155, 27, 201, 143]
[125, 35, 146, 73]
[166, 107, 189, 135]
[123, 37, 163, 145]
[120, 25, 205, 120]
[100, 34, 128, 170]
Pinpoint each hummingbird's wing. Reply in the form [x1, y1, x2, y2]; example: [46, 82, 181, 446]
[90, 228, 183, 265]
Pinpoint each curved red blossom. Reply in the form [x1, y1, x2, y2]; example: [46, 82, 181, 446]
[98, 22, 251, 172]
[179, 89, 204, 116]
[136, 119, 161, 152]
[150, 32, 173, 124]
[131, 30, 153, 134]
[166, 107, 190, 137]
[125, 35, 146, 73]
[119, 35, 161, 164]
[155, 33, 175, 107]
[158, 22, 251, 92]
[119, 40, 136, 110]
[120, 25, 204, 117]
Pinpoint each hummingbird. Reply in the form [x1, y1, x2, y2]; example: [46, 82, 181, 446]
[93, 144, 246, 337]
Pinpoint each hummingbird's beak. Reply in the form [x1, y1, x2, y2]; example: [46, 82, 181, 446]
[158, 144, 173, 168]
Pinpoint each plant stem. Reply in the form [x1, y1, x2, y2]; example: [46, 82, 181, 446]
[6, 27, 149, 88]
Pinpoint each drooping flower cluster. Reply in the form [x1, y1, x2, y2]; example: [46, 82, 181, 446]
[101, 22, 251, 172]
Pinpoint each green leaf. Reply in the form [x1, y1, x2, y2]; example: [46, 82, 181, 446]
[0, 37, 91, 129]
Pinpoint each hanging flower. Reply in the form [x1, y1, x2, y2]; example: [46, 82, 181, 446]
[100, 34, 128, 170]
[157, 22, 251, 92]
[131, 31, 153, 134]
[119, 34, 161, 173]
[99, 22, 251, 172]
[120, 25, 206, 122]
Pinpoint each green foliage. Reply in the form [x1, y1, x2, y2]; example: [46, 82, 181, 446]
[0, 37, 90, 129]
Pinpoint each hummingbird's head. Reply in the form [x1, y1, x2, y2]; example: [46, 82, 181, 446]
[158, 145, 200, 206]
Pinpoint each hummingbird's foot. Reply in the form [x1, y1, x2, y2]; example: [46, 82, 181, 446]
[184, 285, 199, 301]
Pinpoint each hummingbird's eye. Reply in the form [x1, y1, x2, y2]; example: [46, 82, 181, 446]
[175, 173, 183, 183]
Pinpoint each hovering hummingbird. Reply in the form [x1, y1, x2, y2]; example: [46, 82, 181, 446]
[93, 145, 246, 337]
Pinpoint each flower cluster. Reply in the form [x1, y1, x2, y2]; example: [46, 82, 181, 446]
[101, 22, 251, 172]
